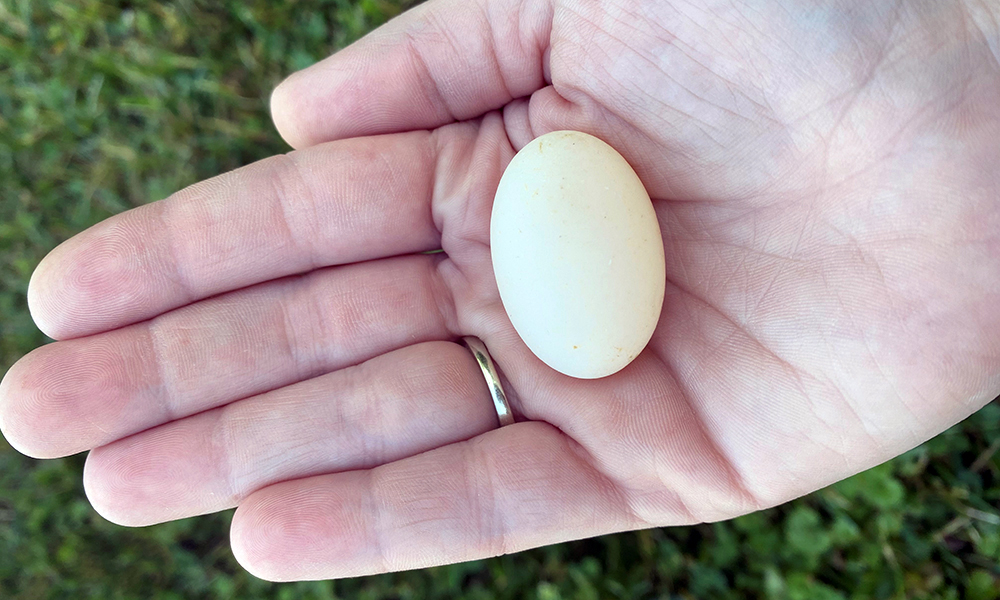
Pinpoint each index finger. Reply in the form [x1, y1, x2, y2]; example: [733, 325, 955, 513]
[269, 0, 552, 149]
[28, 131, 443, 340]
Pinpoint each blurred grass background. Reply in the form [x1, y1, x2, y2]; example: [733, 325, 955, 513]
[0, 1, 998, 598]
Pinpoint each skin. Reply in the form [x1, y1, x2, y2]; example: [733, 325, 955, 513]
[1, 0, 999, 582]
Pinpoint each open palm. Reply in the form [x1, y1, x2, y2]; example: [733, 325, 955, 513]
[2, 0, 998, 582]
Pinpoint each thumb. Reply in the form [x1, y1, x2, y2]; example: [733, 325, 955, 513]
[270, 0, 554, 149]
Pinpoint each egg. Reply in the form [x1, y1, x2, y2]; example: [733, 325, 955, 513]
[490, 131, 666, 379]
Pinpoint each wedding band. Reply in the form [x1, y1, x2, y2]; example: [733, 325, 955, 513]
[461, 336, 515, 427]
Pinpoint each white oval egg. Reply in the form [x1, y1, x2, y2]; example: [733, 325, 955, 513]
[491, 130, 666, 379]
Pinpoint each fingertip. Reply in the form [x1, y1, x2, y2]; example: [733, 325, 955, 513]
[83, 440, 186, 528]
[231, 474, 376, 581]
[0, 330, 166, 461]
[82, 448, 182, 529]
[230, 495, 287, 582]
[0, 361, 31, 457]
[230, 487, 317, 582]
[501, 98, 536, 150]
[27, 252, 65, 341]
[270, 73, 312, 150]
[23, 206, 182, 340]
[82, 447, 140, 527]
[270, 55, 371, 150]
[0, 350, 73, 459]
[269, 44, 422, 149]
[26, 234, 118, 342]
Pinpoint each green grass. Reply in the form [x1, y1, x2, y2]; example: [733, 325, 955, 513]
[1, 1, 998, 598]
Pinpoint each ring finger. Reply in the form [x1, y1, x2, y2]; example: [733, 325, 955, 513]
[83, 340, 501, 526]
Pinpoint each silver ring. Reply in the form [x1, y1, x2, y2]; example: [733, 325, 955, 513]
[461, 336, 515, 427]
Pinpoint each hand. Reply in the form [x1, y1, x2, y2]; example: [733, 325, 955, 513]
[2, 0, 998, 582]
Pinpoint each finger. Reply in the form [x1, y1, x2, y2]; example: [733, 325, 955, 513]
[82, 341, 499, 527]
[84, 342, 497, 526]
[27, 131, 442, 340]
[230, 421, 645, 581]
[269, 0, 553, 148]
[1, 254, 454, 459]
